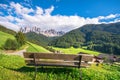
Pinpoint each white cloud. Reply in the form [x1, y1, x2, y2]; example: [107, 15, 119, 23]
[0, 16, 9, 22]
[0, 4, 8, 9]
[45, 6, 54, 15]
[6, 15, 15, 22]
[0, 16, 19, 31]
[0, 21, 19, 31]
[10, 2, 33, 15]
[36, 6, 44, 15]
[98, 14, 119, 20]
[105, 14, 117, 19]
[0, 2, 120, 32]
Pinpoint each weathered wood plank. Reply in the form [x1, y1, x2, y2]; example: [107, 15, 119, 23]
[81, 55, 93, 62]
[23, 52, 93, 68]
[25, 60, 79, 67]
[25, 60, 79, 63]
[24, 52, 81, 61]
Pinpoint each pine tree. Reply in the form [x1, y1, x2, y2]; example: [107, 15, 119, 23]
[15, 31, 26, 46]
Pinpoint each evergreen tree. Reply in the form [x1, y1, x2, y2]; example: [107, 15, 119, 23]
[15, 31, 26, 46]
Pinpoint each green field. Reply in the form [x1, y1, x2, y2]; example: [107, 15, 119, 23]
[0, 31, 120, 80]
[0, 31, 15, 48]
[52, 47, 100, 56]
[0, 53, 120, 80]
[26, 42, 50, 52]
[0, 31, 50, 52]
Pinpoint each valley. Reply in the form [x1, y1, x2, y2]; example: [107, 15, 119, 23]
[0, 23, 120, 80]
[0, 0, 120, 80]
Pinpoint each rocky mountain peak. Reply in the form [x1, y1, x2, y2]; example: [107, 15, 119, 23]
[20, 27, 65, 37]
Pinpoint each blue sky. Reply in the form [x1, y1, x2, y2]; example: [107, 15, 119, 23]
[0, 0, 120, 32]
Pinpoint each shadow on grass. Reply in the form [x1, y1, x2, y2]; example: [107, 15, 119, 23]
[3, 66, 81, 80]
[4, 66, 79, 74]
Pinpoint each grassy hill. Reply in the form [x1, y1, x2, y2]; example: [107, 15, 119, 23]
[0, 31, 50, 52]
[0, 53, 120, 80]
[0, 31, 15, 48]
[26, 42, 50, 52]
[52, 47, 100, 56]
[0, 25, 16, 35]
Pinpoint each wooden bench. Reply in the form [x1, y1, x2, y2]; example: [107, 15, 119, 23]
[23, 52, 93, 80]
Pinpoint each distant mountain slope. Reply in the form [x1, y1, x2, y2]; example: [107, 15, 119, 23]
[0, 25, 16, 35]
[79, 22, 120, 34]
[50, 22, 120, 55]
[25, 32, 50, 46]
[49, 30, 85, 48]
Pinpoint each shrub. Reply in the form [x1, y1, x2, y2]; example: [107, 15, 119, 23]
[3, 38, 18, 50]
[55, 42, 71, 48]
[73, 43, 80, 48]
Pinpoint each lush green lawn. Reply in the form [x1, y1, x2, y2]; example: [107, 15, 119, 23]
[52, 47, 100, 56]
[0, 31, 50, 52]
[0, 31, 15, 48]
[26, 42, 50, 52]
[0, 53, 120, 80]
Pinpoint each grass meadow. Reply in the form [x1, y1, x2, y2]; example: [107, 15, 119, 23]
[52, 47, 100, 56]
[0, 31, 15, 48]
[0, 31, 50, 53]
[0, 31, 120, 80]
[26, 42, 50, 53]
[0, 53, 120, 80]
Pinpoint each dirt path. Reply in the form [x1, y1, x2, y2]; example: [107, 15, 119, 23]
[5, 46, 28, 57]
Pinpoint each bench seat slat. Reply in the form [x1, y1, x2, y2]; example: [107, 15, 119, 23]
[25, 61, 91, 68]
[27, 64, 79, 67]
[25, 61, 92, 67]
[24, 52, 80, 61]
[26, 63, 79, 67]
[25, 60, 79, 66]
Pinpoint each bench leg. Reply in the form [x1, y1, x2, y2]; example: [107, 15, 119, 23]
[65, 71, 70, 80]
[79, 68, 82, 80]
[34, 66, 37, 80]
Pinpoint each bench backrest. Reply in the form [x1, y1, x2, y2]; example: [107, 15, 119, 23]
[23, 52, 93, 68]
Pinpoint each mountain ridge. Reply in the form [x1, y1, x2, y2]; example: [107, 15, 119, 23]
[49, 22, 120, 55]
[20, 27, 65, 37]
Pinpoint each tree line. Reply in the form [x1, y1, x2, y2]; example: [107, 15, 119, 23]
[49, 22, 120, 55]
[3, 32, 26, 50]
